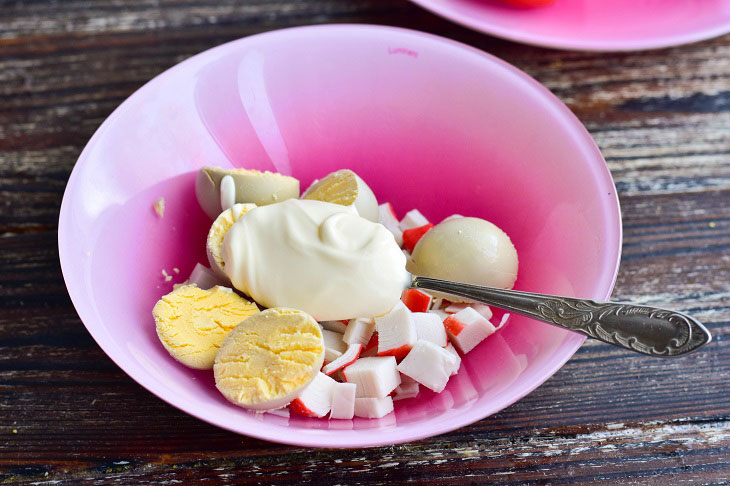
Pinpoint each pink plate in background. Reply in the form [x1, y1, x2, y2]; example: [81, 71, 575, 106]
[58, 25, 621, 447]
[410, 0, 730, 51]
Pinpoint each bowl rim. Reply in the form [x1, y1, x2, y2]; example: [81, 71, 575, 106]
[409, 0, 730, 52]
[58, 23, 622, 448]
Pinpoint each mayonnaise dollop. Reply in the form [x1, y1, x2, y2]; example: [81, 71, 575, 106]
[222, 199, 409, 320]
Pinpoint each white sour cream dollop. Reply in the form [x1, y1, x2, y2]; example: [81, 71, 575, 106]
[222, 199, 408, 320]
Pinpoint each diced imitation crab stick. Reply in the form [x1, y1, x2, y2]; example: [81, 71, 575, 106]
[393, 382, 419, 401]
[495, 313, 511, 330]
[375, 303, 417, 360]
[401, 288, 432, 313]
[322, 343, 363, 376]
[378, 203, 403, 247]
[443, 302, 493, 320]
[399, 372, 417, 387]
[444, 307, 496, 354]
[402, 224, 433, 253]
[399, 209, 429, 231]
[397, 340, 459, 393]
[412, 312, 447, 347]
[444, 343, 461, 376]
[472, 303, 493, 320]
[322, 329, 348, 363]
[344, 356, 401, 398]
[330, 382, 357, 419]
[393, 374, 420, 401]
[361, 333, 378, 358]
[447, 362, 478, 405]
[320, 320, 348, 333]
[330, 368, 346, 382]
[354, 396, 394, 419]
[343, 318, 375, 346]
[444, 302, 467, 314]
[428, 309, 449, 322]
[187, 263, 228, 290]
[265, 407, 290, 418]
[289, 373, 337, 418]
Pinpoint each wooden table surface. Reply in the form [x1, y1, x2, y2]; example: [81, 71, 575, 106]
[2, 1, 729, 484]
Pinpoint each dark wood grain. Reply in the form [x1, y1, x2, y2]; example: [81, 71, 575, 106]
[2, 1, 730, 484]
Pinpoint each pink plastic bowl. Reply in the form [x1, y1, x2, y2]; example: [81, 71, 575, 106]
[58, 25, 621, 447]
[411, 0, 730, 52]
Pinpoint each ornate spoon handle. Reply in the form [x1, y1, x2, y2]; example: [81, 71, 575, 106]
[411, 276, 711, 357]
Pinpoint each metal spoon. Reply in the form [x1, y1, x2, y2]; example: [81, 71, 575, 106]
[411, 276, 711, 357]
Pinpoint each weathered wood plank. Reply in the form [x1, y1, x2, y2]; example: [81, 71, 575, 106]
[1, 417, 728, 484]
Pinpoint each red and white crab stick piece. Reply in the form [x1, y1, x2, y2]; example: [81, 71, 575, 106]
[401, 288, 432, 313]
[322, 329, 348, 363]
[375, 302, 417, 360]
[354, 396, 394, 419]
[265, 407, 290, 418]
[360, 333, 378, 358]
[444, 343, 461, 376]
[397, 340, 460, 393]
[412, 312, 447, 347]
[443, 307, 496, 354]
[330, 382, 357, 419]
[444, 302, 493, 320]
[495, 313, 511, 330]
[378, 203, 403, 247]
[343, 318, 375, 346]
[444, 302, 467, 314]
[188, 263, 228, 290]
[402, 224, 434, 253]
[429, 306, 449, 321]
[289, 373, 337, 418]
[393, 373, 420, 401]
[392, 384, 419, 401]
[344, 356, 401, 398]
[320, 320, 348, 333]
[399, 209, 429, 231]
[322, 343, 363, 376]
[473, 304, 494, 320]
